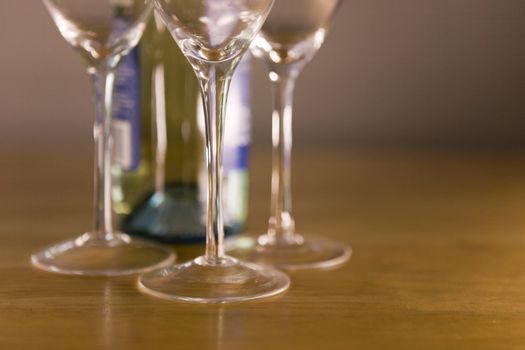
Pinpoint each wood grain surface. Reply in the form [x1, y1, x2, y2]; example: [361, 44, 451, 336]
[0, 147, 524, 350]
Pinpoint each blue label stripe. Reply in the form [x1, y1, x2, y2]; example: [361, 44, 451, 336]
[223, 144, 250, 171]
[113, 45, 141, 171]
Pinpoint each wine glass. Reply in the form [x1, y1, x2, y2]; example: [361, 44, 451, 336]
[226, 0, 351, 270]
[138, 0, 290, 303]
[31, 0, 175, 276]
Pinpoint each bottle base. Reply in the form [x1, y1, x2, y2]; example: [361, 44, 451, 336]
[122, 185, 243, 243]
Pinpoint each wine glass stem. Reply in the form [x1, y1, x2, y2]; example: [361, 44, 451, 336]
[93, 67, 117, 241]
[268, 67, 299, 242]
[198, 62, 235, 262]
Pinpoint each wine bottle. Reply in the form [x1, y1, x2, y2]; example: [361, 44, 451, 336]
[111, 14, 251, 243]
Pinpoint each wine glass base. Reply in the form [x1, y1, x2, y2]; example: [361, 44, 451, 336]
[31, 233, 175, 276]
[226, 233, 351, 271]
[138, 256, 290, 304]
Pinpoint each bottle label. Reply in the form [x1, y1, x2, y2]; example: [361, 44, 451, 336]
[196, 54, 252, 228]
[112, 17, 141, 171]
[222, 55, 252, 226]
[223, 55, 251, 173]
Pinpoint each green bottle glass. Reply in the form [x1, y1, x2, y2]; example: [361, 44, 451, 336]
[111, 15, 250, 243]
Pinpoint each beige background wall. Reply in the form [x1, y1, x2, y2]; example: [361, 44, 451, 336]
[0, 1, 524, 149]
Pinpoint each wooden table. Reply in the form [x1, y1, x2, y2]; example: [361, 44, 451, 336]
[1, 147, 524, 349]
